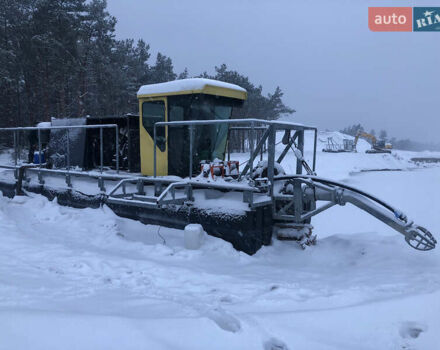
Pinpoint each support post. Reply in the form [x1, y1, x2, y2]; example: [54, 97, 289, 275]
[293, 179, 303, 222]
[38, 128, 42, 184]
[249, 122, 255, 178]
[296, 130, 304, 175]
[153, 125, 157, 177]
[267, 125, 276, 196]
[37, 128, 41, 169]
[313, 129, 317, 172]
[136, 179, 144, 195]
[115, 126, 119, 173]
[227, 128, 231, 162]
[99, 127, 103, 174]
[66, 128, 71, 187]
[66, 128, 70, 170]
[13, 130, 17, 179]
[189, 124, 193, 179]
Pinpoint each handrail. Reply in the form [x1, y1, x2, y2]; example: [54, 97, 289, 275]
[107, 177, 261, 199]
[0, 123, 119, 175]
[152, 118, 318, 185]
[0, 124, 118, 131]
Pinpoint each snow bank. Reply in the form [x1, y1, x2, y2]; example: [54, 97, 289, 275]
[0, 166, 439, 349]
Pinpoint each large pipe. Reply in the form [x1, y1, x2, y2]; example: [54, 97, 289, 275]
[308, 185, 437, 251]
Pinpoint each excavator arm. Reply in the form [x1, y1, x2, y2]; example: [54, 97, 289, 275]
[354, 131, 377, 146]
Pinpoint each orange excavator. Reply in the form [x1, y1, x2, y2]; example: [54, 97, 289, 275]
[354, 131, 392, 154]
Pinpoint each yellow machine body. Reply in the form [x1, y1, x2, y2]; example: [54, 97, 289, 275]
[137, 78, 247, 176]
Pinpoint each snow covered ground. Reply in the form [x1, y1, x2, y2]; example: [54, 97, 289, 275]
[0, 134, 440, 349]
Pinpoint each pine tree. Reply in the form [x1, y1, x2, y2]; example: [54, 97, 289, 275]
[149, 53, 177, 84]
[0, 1, 294, 128]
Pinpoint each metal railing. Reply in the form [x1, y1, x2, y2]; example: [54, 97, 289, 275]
[153, 118, 318, 190]
[0, 124, 119, 172]
[0, 124, 120, 191]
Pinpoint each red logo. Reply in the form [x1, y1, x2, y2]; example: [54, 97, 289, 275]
[369, 7, 413, 32]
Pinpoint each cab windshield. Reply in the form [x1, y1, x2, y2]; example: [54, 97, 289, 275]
[167, 94, 242, 177]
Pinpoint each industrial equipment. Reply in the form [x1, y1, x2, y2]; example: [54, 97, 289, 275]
[322, 137, 355, 153]
[354, 131, 392, 154]
[0, 78, 435, 253]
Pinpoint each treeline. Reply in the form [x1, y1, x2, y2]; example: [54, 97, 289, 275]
[341, 124, 440, 151]
[0, 0, 294, 128]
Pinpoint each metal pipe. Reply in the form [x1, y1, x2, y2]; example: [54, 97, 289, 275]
[227, 128, 231, 162]
[115, 126, 119, 173]
[99, 127, 103, 174]
[13, 130, 17, 166]
[37, 129, 42, 185]
[108, 177, 260, 198]
[154, 118, 316, 131]
[65, 128, 72, 187]
[0, 124, 118, 131]
[66, 129, 70, 170]
[189, 124, 193, 179]
[249, 122, 255, 178]
[300, 201, 335, 221]
[296, 131, 304, 175]
[127, 116, 131, 171]
[313, 129, 317, 172]
[277, 131, 298, 164]
[17, 131, 20, 165]
[238, 128, 270, 179]
[26, 167, 137, 183]
[267, 126, 276, 196]
[229, 127, 267, 130]
[153, 125, 157, 177]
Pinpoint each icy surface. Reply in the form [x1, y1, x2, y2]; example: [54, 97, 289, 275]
[1, 133, 440, 349]
[137, 78, 246, 97]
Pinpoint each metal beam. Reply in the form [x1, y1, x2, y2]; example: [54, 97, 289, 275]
[277, 131, 298, 164]
[296, 131, 304, 175]
[267, 126, 276, 196]
[239, 127, 270, 179]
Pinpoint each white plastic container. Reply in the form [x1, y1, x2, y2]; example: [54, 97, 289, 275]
[184, 224, 205, 250]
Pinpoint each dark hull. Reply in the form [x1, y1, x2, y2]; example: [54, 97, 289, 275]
[0, 180, 273, 255]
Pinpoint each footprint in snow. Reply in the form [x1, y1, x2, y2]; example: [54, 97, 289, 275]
[206, 308, 241, 333]
[263, 337, 289, 350]
[399, 321, 427, 339]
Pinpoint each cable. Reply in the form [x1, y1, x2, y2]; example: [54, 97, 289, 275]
[156, 226, 166, 245]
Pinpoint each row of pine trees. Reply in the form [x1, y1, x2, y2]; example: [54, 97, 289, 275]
[0, 0, 294, 128]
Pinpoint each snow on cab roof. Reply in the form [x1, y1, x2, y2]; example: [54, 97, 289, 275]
[137, 78, 247, 100]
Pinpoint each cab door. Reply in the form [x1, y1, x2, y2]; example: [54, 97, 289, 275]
[139, 97, 168, 176]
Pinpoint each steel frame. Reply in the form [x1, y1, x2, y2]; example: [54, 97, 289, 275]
[0, 124, 120, 191]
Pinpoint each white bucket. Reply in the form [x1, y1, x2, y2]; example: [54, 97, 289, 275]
[184, 224, 205, 250]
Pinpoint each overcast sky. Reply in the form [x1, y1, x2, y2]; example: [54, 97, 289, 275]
[107, 0, 439, 143]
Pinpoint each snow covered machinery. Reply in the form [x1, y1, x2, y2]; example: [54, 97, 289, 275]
[322, 137, 355, 153]
[354, 131, 392, 154]
[0, 78, 435, 254]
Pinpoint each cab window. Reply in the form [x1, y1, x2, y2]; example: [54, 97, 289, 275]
[142, 100, 166, 151]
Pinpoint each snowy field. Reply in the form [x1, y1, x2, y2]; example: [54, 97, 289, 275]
[0, 135, 440, 349]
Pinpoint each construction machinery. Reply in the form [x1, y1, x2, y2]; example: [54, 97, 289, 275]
[322, 137, 355, 153]
[0, 78, 435, 253]
[354, 131, 392, 154]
